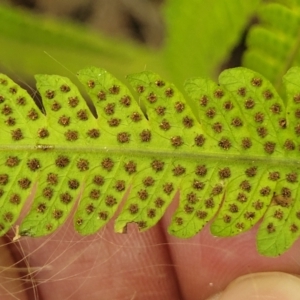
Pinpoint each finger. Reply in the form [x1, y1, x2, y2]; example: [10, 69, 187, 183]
[161, 194, 300, 300]
[10, 219, 181, 300]
[0, 237, 29, 300]
[213, 272, 300, 300]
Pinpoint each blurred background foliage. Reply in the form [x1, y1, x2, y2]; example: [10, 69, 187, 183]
[0, 0, 261, 90]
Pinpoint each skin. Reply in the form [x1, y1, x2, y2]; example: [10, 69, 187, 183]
[1, 195, 300, 300]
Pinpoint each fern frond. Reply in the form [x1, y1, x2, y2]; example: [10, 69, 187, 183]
[242, 0, 300, 90]
[163, 0, 260, 85]
[0, 66, 300, 256]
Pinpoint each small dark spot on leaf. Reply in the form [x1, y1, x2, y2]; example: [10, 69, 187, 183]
[237, 192, 248, 203]
[87, 80, 95, 88]
[155, 80, 165, 87]
[68, 179, 79, 190]
[237, 87, 246, 97]
[187, 192, 198, 204]
[58, 115, 70, 127]
[53, 209, 63, 219]
[89, 189, 100, 200]
[223, 214, 232, 223]
[212, 122, 223, 133]
[129, 204, 139, 214]
[5, 156, 19, 167]
[205, 197, 215, 208]
[151, 160, 164, 172]
[138, 189, 148, 200]
[64, 130, 78, 141]
[171, 136, 183, 147]
[244, 211, 255, 220]
[60, 84, 70, 93]
[109, 85, 120, 94]
[86, 203, 95, 214]
[120, 95, 131, 106]
[3, 212, 13, 223]
[77, 158, 89, 171]
[9, 194, 21, 205]
[37, 128, 49, 138]
[194, 134, 206, 146]
[206, 107, 216, 118]
[97, 91, 106, 101]
[264, 141, 276, 154]
[154, 197, 165, 208]
[105, 195, 117, 207]
[11, 128, 23, 141]
[267, 223, 276, 233]
[159, 119, 171, 131]
[27, 158, 40, 171]
[251, 77, 262, 87]
[104, 103, 115, 115]
[140, 129, 151, 142]
[101, 158, 114, 171]
[240, 180, 251, 192]
[219, 167, 231, 179]
[254, 112, 264, 123]
[117, 132, 130, 143]
[218, 137, 231, 150]
[77, 109, 89, 121]
[192, 180, 205, 190]
[196, 210, 208, 219]
[115, 180, 126, 192]
[27, 109, 39, 120]
[165, 88, 174, 98]
[60, 192, 73, 204]
[199, 95, 208, 107]
[211, 185, 223, 196]
[68, 96, 79, 107]
[257, 127, 268, 138]
[42, 187, 53, 200]
[47, 173, 58, 185]
[87, 128, 100, 138]
[37, 203, 47, 213]
[284, 139, 295, 151]
[124, 160, 137, 174]
[0, 174, 8, 185]
[174, 102, 185, 112]
[259, 186, 270, 196]
[253, 200, 264, 210]
[244, 98, 255, 109]
[263, 90, 273, 100]
[163, 183, 174, 195]
[45, 90, 55, 99]
[223, 101, 234, 110]
[195, 165, 207, 177]
[55, 155, 70, 168]
[93, 175, 104, 186]
[286, 172, 298, 183]
[245, 166, 257, 177]
[98, 211, 109, 220]
[51, 101, 61, 111]
[143, 176, 155, 187]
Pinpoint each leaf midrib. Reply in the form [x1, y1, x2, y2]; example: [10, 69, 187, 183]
[1, 145, 297, 167]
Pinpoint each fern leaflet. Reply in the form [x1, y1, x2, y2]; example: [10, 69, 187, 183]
[243, 0, 300, 90]
[0, 66, 300, 257]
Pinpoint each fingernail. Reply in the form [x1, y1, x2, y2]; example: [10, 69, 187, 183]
[218, 272, 300, 300]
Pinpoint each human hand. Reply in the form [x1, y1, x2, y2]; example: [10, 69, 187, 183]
[2, 195, 300, 300]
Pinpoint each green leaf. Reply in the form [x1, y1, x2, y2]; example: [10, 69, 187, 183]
[1, 66, 300, 257]
[242, 0, 300, 91]
[0, 4, 157, 80]
[162, 0, 260, 86]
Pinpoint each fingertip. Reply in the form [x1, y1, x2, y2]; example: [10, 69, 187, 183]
[207, 272, 300, 300]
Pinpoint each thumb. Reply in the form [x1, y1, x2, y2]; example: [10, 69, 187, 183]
[208, 272, 300, 300]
